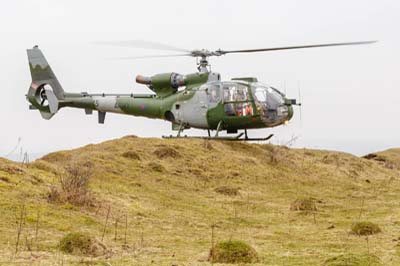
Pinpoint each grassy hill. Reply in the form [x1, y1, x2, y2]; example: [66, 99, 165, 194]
[0, 136, 399, 265]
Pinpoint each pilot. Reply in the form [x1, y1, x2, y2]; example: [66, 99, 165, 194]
[245, 104, 253, 116]
[225, 103, 235, 116]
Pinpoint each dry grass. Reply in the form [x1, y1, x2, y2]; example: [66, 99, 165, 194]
[0, 137, 398, 265]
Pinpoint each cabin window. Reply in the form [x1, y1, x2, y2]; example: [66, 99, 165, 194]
[222, 83, 253, 117]
[224, 102, 254, 117]
[223, 83, 249, 102]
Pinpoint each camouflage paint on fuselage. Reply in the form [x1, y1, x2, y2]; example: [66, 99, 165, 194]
[26, 46, 294, 132]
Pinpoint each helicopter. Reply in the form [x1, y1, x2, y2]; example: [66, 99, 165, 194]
[26, 40, 375, 141]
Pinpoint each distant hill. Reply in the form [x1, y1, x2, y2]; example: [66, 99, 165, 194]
[0, 136, 399, 265]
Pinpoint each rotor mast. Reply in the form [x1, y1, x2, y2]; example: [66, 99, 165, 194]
[198, 56, 210, 73]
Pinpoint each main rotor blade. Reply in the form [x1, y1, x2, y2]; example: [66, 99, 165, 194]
[218, 41, 377, 55]
[95, 40, 190, 53]
[110, 53, 192, 60]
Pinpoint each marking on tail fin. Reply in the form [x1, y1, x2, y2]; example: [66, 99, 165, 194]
[27, 47, 65, 100]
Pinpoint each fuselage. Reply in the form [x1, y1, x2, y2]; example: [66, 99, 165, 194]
[25, 46, 294, 133]
[42, 75, 294, 131]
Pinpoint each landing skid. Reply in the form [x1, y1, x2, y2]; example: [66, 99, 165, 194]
[162, 133, 274, 142]
[164, 123, 273, 141]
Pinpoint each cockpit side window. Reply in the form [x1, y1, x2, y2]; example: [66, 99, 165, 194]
[252, 83, 284, 105]
[208, 84, 221, 103]
[254, 88, 267, 102]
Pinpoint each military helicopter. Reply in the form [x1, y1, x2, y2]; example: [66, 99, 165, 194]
[26, 40, 375, 140]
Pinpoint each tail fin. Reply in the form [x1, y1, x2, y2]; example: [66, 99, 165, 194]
[26, 46, 63, 119]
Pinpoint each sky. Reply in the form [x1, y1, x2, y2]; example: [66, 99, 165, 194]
[0, 0, 399, 160]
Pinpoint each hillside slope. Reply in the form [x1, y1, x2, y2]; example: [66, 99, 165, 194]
[0, 136, 399, 265]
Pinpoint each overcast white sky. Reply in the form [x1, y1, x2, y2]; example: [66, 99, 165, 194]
[0, 0, 399, 160]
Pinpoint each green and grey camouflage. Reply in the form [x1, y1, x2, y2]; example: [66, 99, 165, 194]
[27, 46, 297, 139]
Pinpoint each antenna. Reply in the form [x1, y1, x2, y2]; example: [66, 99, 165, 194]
[297, 81, 303, 127]
[283, 80, 287, 95]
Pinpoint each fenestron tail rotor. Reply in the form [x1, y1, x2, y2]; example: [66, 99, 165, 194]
[39, 88, 47, 106]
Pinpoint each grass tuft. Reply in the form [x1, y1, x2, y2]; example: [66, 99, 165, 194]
[122, 151, 141, 160]
[30, 160, 60, 175]
[290, 197, 317, 211]
[351, 221, 381, 236]
[0, 176, 10, 183]
[324, 253, 382, 266]
[214, 186, 240, 196]
[209, 240, 258, 264]
[59, 232, 107, 256]
[153, 146, 180, 159]
[147, 162, 165, 172]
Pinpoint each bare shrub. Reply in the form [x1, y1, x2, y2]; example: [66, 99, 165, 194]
[48, 163, 95, 206]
